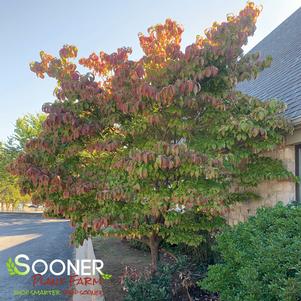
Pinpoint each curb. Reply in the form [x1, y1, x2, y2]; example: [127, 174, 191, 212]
[0, 211, 44, 214]
[73, 238, 105, 301]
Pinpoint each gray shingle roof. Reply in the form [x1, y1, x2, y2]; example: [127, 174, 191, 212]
[237, 7, 301, 121]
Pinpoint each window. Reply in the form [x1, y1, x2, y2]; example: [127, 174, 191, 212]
[295, 145, 301, 202]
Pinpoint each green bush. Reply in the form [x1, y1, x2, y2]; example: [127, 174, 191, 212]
[200, 203, 301, 301]
[123, 259, 185, 301]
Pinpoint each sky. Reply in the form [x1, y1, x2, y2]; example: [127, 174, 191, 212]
[0, 0, 300, 142]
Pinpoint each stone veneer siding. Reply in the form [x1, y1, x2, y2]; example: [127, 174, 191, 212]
[226, 145, 296, 225]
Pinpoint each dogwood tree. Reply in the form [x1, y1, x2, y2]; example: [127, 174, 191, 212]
[10, 3, 293, 272]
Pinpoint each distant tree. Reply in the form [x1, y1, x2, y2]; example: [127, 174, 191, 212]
[6, 113, 46, 152]
[11, 3, 294, 272]
[0, 144, 29, 209]
[0, 114, 45, 209]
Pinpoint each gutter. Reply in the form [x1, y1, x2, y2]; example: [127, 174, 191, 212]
[286, 115, 301, 145]
[292, 115, 301, 127]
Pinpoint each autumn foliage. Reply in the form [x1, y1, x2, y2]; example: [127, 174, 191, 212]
[10, 3, 293, 272]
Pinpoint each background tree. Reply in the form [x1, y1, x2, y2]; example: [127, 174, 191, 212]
[0, 143, 27, 209]
[0, 114, 45, 209]
[6, 113, 46, 152]
[11, 3, 294, 272]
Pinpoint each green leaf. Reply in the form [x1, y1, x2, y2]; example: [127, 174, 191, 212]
[6, 257, 17, 276]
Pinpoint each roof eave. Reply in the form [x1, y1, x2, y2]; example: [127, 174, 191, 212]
[292, 115, 301, 127]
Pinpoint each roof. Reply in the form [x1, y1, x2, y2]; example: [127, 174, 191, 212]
[237, 7, 301, 122]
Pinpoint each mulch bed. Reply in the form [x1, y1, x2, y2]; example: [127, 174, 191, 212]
[93, 237, 219, 301]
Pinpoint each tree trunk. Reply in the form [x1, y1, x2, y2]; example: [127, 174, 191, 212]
[149, 233, 160, 274]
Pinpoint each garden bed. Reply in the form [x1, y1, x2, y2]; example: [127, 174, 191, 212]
[93, 237, 219, 301]
[93, 237, 151, 301]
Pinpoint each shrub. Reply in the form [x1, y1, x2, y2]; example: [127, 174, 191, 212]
[123, 258, 186, 301]
[200, 203, 301, 301]
[123, 257, 218, 301]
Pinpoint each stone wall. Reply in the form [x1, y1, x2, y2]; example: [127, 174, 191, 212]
[226, 145, 296, 225]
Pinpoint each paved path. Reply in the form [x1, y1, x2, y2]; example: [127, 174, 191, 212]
[0, 213, 74, 301]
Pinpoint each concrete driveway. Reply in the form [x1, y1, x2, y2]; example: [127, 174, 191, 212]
[0, 212, 74, 301]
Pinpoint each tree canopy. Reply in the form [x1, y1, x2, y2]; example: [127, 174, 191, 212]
[10, 2, 294, 272]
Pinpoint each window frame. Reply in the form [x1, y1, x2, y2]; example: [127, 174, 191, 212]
[295, 144, 301, 202]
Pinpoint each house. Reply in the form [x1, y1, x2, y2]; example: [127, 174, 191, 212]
[228, 6, 301, 224]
